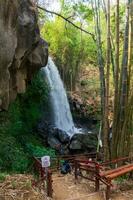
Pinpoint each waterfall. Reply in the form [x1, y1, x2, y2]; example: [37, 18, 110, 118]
[42, 57, 75, 135]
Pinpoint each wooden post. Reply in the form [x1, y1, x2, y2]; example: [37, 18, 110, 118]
[129, 172, 133, 179]
[74, 159, 78, 181]
[40, 167, 45, 179]
[95, 164, 100, 191]
[47, 170, 53, 198]
[106, 180, 111, 200]
[57, 156, 60, 170]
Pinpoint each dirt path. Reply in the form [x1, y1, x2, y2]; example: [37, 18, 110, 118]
[0, 173, 132, 200]
[52, 173, 103, 200]
[52, 173, 133, 200]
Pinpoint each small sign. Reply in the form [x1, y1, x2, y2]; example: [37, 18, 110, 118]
[41, 156, 50, 168]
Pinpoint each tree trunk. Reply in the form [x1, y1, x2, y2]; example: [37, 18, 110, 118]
[104, 0, 111, 160]
[112, 0, 120, 159]
[92, 0, 106, 145]
[119, 0, 130, 123]
[102, 0, 116, 82]
[112, 0, 131, 158]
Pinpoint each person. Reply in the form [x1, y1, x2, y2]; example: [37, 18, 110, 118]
[61, 160, 71, 174]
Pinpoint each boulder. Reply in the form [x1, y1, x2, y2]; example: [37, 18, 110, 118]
[82, 133, 97, 149]
[48, 135, 70, 154]
[56, 129, 70, 143]
[37, 121, 70, 152]
[37, 119, 97, 153]
[69, 138, 82, 150]
[37, 122, 70, 143]
[69, 133, 97, 151]
[36, 121, 50, 142]
[60, 145, 70, 155]
[48, 137, 61, 151]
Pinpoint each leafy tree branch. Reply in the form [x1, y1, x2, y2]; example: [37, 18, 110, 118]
[37, 5, 96, 41]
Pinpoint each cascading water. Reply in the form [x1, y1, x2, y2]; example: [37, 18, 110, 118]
[42, 57, 75, 135]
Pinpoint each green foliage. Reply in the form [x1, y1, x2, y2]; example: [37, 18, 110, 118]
[11, 181, 17, 189]
[116, 174, 129, 183]
[24, 180, 32, 189]
[22, 72, 49, 105]
[0, 72, 51, 173]
[7, 72, 49, 137]
[25, 143, 55, 157]
[110, 5, 126, 39]
[41, 4, 97, 89]
[73, 3, 94, 21]
[0, 173, 7, 183]
[0, 134, 30, 172]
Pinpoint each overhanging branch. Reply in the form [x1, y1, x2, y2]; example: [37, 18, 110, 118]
[37, 6, 96, 41]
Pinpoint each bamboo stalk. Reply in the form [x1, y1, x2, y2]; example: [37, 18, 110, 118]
[104, 0, 111, 161]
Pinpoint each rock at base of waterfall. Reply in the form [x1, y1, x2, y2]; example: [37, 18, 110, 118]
[47, 136, 70, 154]
[69, 133, 97, 151]
[46, 126, 70, 144]
[37, 121, 70, 144]
[69, 139, 82, 150]
[48, 137, 61, 151]
[37, 120, 97, 153]
[56, 129, 70, 143]
[36, 121, 50, 145]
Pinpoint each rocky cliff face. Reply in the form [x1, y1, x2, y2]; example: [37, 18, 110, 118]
[0, 0, 48, 110]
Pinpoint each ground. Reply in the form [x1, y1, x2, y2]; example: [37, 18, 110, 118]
[52, 173, 133, 200]
[0, 174, 50, 200]
[0, 173, 132, 200]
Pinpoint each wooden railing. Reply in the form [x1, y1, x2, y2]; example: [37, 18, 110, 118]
[32, 152, 98, 197]
[74, 158, 101, 191]
[33, 154, 133, 200]
[53, 152, 98, 170]
[73, 156, 133, 200]
[33, 157, 53, 198]
[99, 156, 133, 200]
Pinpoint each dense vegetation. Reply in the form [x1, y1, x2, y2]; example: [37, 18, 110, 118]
[0, 73, 55, 173]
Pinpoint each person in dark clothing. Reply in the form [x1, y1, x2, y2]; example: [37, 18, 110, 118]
[61, 160, 71, 174]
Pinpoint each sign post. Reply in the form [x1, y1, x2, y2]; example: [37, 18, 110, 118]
[41, 156, 51, 168]
[41, 156, 51, 194]
[41, 155, 51, 177]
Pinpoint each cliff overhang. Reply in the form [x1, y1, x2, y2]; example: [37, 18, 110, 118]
[0, 0, 48, 110]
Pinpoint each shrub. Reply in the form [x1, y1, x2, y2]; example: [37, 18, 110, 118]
[25, 143, 56, 158]
[0, 173, 7, 183]
[0, 135, 29, 172]
[0, 72, 50, 173]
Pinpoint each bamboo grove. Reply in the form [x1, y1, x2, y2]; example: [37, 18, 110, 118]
[111, 0, 133, 159]
[94, 0, 133, 160]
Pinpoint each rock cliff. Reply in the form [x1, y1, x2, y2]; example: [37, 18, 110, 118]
[0, 0, 48, 110]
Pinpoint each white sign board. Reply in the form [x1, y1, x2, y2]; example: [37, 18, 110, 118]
[41, 156, 50, 168]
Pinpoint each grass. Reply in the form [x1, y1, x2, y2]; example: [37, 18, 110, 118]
[0, 173, 7, 183]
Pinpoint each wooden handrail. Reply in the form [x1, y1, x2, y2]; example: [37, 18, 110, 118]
[100, 163, 133, 177]
[35, 152, 98, 160]
[106, 164, 133, 179]
[33, 157, 53, 198]
[101, 156, 133, 166]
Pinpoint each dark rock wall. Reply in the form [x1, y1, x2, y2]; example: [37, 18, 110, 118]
[0, 0, 48, 110]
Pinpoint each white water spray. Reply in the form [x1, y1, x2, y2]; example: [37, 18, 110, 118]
[42, 57, 76, 135]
